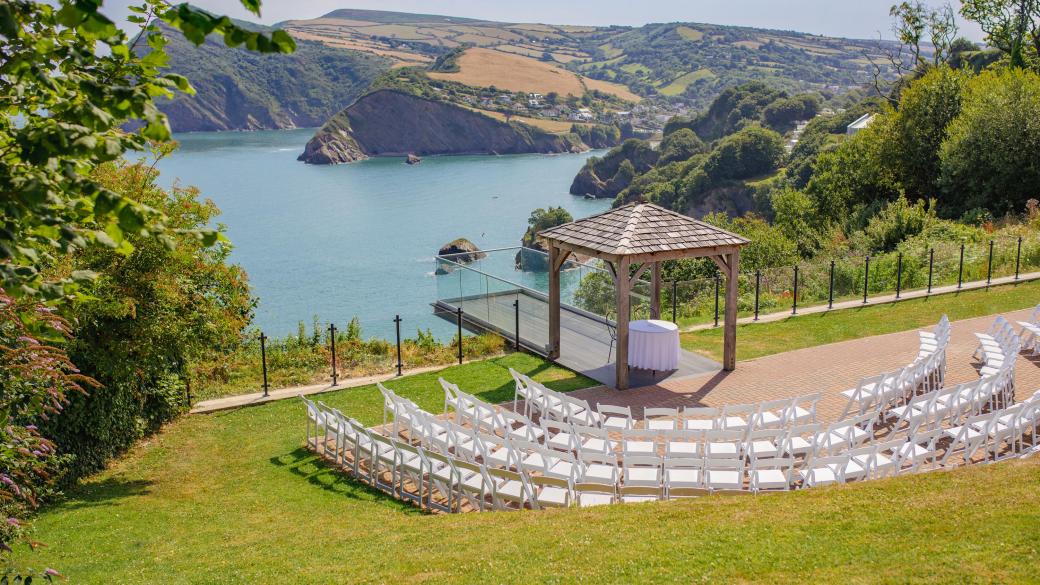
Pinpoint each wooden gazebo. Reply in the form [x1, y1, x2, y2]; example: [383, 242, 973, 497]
[538, 202, 749, 390]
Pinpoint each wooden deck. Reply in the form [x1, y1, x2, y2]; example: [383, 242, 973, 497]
[435, 289, 720, 388]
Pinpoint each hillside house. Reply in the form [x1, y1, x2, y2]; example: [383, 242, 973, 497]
[847, 113, 875, 135]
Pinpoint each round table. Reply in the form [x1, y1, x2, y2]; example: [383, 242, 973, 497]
[627, 319, 681, 371]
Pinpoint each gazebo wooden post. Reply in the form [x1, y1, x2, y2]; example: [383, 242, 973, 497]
[548, 244, 562, 359]
[615, 256, 632, 390]
[723, 250, 740, 371]
[650, 262, 662, 320]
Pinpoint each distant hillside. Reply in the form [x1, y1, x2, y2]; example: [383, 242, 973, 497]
[158, 21, 390, 132]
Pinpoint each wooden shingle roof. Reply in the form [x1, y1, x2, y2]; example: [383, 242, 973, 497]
[538, 202, 749, 258]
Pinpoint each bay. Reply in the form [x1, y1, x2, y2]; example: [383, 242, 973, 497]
[154, 129, 611, 341]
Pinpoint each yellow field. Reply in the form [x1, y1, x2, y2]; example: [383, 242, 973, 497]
[658, 68, 716, 96]
[734, 40, 763, 50]
[460, 106, 577, 133]
[429, 47, 638, 102]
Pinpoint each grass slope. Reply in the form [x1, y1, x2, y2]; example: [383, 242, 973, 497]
[683, 279, 1040, 362]
[11, 356, 1040, 582]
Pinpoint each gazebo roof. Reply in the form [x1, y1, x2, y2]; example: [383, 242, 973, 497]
[538, 202, 749, 258]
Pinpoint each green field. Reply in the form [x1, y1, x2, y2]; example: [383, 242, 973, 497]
[658, 68, 716, 96]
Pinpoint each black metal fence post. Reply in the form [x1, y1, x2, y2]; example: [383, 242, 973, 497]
[754, 270, 761, 321]
[713, 275, 720, 328]
[927, 248, 934, 294]
[259, 332, 269, 397]
[671, 280, 677, 323]
[895, 252, 903, 299]
[394, 315, 403, 376]
[456, 307, 464, 365]
[792, 265, 799, 315]
[1016, 236, 1023, 280]
[328, 323, 338, 386]
[987, 240, 994, 286]
[828, 260, 835, 309]
[862, 255, 870, 304]
[957, 243, 964, 289]
[513, 299, 520, 350]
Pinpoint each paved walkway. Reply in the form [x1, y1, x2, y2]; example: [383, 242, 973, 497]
[571, 307, 1040, 423]
[682, 270, 1040, 332]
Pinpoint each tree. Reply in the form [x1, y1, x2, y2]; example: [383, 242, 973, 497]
[703, 125, 784, 181]
[887, 65, 968, 200]
[522, 207, 574, 248]
[0, 0, 294, 300]
[939, 68, 1040, 216]
[960, 0, 1040, 68]
[658, 128, 708, 165]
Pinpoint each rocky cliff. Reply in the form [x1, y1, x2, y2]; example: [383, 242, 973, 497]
[157, 22, 389, 132]
[299, 90, 587, 164]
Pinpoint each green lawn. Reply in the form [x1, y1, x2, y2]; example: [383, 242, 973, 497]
[683, 279, 1040, 362]
[10, 292, 1040, 583]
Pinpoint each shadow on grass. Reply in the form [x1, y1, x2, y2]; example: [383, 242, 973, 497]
[55, 478, 154, 511]
[269, 448, 422, 515]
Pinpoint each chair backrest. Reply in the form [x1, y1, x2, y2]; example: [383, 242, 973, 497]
[623, 455, 662, 468]
[644, 407, 679, 420]
[597, 403, 633, 418]
[619, 485, 662, 500]
[574, 481, 616, 501]
[663, 457, 703, 470]
[532, 473, 572, 492]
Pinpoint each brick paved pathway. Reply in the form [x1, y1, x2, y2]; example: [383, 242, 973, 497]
[568, 308, 1040, 422]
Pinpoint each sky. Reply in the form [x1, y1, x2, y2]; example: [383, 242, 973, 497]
[101, 0, 985, 42]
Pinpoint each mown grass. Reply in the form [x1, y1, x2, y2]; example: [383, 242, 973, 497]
[683, 279, 1040, 362]
[12, 295, 1040, 583]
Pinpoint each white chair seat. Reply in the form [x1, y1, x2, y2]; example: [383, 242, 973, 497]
[536, 486, 569, 507]
[485, 447, 514, 468]
[621, 494, 658, 504]
[603, 417, 630, 429]
[756, 411, 782, 427]
[785, 437, 812, 455]
[707, 442, 738, 457]
[547, 432, 576, 451]
[799, 467, 837, 487]
[400, 452, 423, 473]
[843, 459, 867, 480]
[547, 460, 574, 478]
[664, 468, 701, 487]
[462, 473, 487, 491]
[706, 470, 741, 489]
[685, 419, 715, 431]
[750, 469, 788, 489]
[624, 467, 660, 486]
[648, 420, 676, 430]
[522, 452, 545, 469]
[666, 441, 698, 456]
[580, 437, 613, 453]
[496, 480, 527, 502]
[722, 416, 747, 430]
[509, 425, 544, 441]
[578, 492, 613, 507]
[748, 441, 778, 458]
[624, 440, 655, 454]
[581, 464, 616, 484]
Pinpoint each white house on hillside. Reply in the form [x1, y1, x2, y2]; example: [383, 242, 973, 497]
[847, 113, 875, 135]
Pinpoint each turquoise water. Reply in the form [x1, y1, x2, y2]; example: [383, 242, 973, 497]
[154, 129, 611, 340]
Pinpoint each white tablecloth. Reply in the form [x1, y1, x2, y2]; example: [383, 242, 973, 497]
[627, 319, 681, 371]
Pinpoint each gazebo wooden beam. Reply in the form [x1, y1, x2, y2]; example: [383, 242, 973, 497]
[614, 256, 632, 390]
[650, 262, 662, 319]
[723, 251, 739, 371]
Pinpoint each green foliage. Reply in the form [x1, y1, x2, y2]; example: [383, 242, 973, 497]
[0, 0, 293, 299]
[770, 188, 824, 257]
[664, 81, 789, 140]
[573, 270, 615, 316]
[939, 68, 1040, 216]
[570, 139, 658, 198]
[569, 124, 623, 149]
[345, 317, 363, 342]
[860, 196, 935, 252]
[762, 94, 820, 131]
[703, 125, 784, 181]
[888, 66, 969, 200]
[43, 157, 254, 480]
[658, 128, 707, 165]
[959, 0, 1040, 69]
[521, 207, 574, 248]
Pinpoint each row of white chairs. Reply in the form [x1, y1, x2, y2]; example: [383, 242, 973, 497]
[1016, 304, 1040, 355]
[839, 317, 949, 423]
[307, 379, 1040, 511]
[511, 368, 821, 431]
